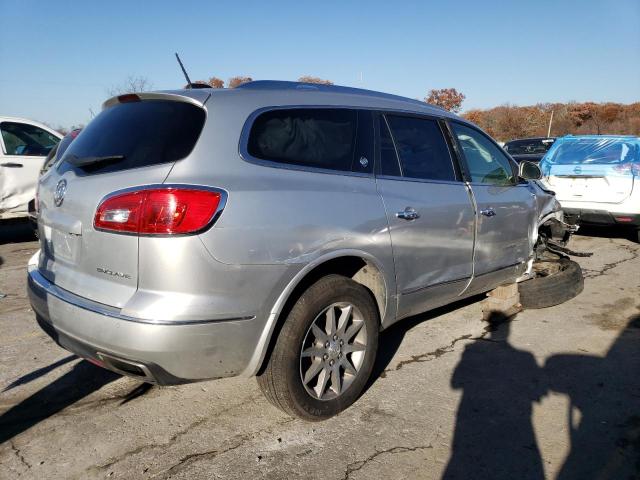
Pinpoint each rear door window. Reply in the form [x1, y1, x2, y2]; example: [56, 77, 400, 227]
[384, 115, 456, 181]
[59, 100, 206, 175]
[247, 108, 373, 174]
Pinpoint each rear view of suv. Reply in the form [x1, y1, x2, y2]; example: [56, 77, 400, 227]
[29, 81, 549, 420]
[539, 135, 640, 242]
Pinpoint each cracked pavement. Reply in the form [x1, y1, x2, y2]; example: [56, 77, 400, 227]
[1, 221, 639, 479]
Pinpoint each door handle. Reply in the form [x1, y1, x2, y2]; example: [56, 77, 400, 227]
[480, 208, 496, 217]
[396, 207, 420, 220]
[1, 162, 23, 168]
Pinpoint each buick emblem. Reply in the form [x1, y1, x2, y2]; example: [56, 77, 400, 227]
[573, 166, 582, 175]
[54, 179, 67, 207]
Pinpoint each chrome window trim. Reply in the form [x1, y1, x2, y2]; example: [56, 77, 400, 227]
[238, 104, 455, 179]
[375, 175, 468, 187]
[28, 267, 255, 325]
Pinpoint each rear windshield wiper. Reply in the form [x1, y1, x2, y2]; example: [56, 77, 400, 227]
[65, 154, 125, 167]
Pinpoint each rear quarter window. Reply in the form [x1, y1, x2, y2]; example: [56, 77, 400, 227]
[59, 100, 206, 175]
[246, 108, 373, 174]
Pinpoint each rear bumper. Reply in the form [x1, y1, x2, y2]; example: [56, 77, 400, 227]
[28, 267, 264, 384]
[562, 208, 640, 227]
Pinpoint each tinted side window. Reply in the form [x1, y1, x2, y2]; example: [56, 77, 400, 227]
[451, 123, 514, 185]
[385, 115, 456, 181]
[1, 122, 59, 156]
[248, 108, 372, 173]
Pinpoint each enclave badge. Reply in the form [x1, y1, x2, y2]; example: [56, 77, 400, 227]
[54, 179, 67, 207]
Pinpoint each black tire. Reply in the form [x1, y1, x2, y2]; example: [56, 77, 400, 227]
[519, 258, 584, 309]
[257, 274, 379, 421]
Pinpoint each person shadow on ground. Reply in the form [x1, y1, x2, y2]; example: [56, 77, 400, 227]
[442, 315, 546, 480]
[545, 313, 640, 480]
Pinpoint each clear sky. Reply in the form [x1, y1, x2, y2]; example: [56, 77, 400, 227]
[1, 0, 638, 128]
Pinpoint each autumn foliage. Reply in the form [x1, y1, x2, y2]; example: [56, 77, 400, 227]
[426, 88, 466, 113]
[227, 76, 253, 88]
[298, 76, 334, 85]
[463, 102, 640, 142]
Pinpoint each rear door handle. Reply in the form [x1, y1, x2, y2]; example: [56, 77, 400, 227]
[1, 162, 23, 168]
[396, 207, 420, 220]
[480, 208, 496, 217]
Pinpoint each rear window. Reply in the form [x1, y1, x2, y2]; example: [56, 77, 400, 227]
[504, 138, 554, 155]
[247, 108, 373, 173]
[59, 100, 205, 175]
[544, 138, 638, 165]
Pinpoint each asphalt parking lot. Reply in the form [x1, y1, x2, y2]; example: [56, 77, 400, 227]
[0, 220, 638, 480]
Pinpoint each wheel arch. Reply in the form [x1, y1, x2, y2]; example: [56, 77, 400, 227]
[241, 250, 394, 377]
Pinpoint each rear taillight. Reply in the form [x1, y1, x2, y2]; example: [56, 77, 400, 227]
[613, 162, 640, 176]
[94, 188, 222, 235]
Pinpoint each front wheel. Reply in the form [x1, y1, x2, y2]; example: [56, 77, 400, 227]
[257, 275, 379, 421]
[519, 258, 584, 309]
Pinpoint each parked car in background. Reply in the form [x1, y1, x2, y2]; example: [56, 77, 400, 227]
[0, 116, 62, 220]
[28, 128, 82, 230]
[539, 135, 640, 242]
[28, 82, 579, 420]
[504, 137, 556, 163]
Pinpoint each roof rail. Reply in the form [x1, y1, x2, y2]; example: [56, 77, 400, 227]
[236, 80, 432, 108]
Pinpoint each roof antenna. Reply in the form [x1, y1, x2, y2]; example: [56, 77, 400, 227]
[175, 52, 192, 88]
[174, 53, 211, 89]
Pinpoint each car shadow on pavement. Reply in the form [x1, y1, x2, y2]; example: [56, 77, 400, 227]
[442, 312, 640, 479]
[2, 354, 77, 392]
[0, 219, 36, 245]
[0, 360, 120, 445]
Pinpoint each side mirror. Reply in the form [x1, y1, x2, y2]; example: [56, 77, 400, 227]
[519, 161, 542, 180]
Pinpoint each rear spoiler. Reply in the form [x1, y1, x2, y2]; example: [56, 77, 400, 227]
[102, 90, 211, 110]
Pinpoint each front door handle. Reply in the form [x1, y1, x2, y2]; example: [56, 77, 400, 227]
[0, 162, 23, 168]
[396, 207, 420, 221]
[480, 208, 496, 217]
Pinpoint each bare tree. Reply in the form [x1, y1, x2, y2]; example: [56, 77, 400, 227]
[425, 88, 466, 113]
[108, 75, 153, 96]
[298, 76, 334, 85]
[227, 76, 253, 88]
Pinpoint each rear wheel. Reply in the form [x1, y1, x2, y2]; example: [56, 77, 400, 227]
[519, 258, 584, 309]
[257, 275, 379, 420]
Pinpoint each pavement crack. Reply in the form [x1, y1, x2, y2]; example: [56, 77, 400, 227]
[384, 334, 473, 375]
[153, 418, 296, 479]
[87, 394, 263, 474]
[342, 444, 433, 480]
[583, 244, 639, 279]
[10, 441, 31, 469]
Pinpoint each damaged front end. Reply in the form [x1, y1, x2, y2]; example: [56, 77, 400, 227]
[519, 181, 590, 282]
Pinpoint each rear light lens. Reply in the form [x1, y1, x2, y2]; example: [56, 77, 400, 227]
[613, 162, 640, 176]
[94, 188, 222, 235]
[117, 93, 141, 103]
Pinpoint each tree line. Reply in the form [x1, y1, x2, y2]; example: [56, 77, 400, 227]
[70, 76, 638, 142]
[462, 102, 640, 142]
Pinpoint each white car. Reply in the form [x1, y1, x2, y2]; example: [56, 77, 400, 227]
[539, 135, 640, 242]
[0, 117, 62, 220]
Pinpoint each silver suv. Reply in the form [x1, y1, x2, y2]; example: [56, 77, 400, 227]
[28, 81, 555, 420]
